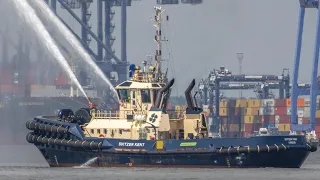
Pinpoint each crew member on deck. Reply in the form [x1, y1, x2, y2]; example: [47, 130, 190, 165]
[88, 98, 97, 118]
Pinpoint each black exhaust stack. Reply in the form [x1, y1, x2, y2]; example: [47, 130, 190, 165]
[155, 78, 175, 108]
[185, 79, 203, 113]
[185, 79, 195, 110]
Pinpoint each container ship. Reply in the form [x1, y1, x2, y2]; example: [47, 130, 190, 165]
[26, 6, 317, 168]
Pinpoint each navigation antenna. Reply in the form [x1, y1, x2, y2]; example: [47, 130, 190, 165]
[153, 6, 166, 82]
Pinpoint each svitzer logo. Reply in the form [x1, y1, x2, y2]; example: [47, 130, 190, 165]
[18, 102, 44, 106]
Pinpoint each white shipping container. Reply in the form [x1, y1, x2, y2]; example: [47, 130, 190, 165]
[304, 97, 320, 109]
[303, 107, 310, 117]
[304, 98, 310, 107]
[298, 107, 304, 111]
[298, 117, 303, 125]
[287, 107, 304, 116]
[297, 110, 304, 118]
[261, 99, 275, 107]
[259, 107, 275, 115]
[275, 123, 279, 128]
[287, 107, 291, 115]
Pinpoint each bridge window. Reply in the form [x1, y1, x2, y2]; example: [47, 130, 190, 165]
[117, 89, 130, 102]
[141, 89, 151, 103]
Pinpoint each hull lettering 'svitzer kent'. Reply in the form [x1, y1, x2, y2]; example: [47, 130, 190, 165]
[25, 6, 318, 168]
[118, 142, 145, 147]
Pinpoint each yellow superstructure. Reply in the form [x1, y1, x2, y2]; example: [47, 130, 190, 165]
[80, 6, 209, 141]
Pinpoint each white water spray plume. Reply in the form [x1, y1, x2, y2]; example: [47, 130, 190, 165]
[30, 0, 119, 102]
[9, 0, 87, 99]
[10, 0, 87, 98]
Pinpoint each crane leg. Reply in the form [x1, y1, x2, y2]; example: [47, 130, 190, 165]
[310, 5, 320, 131]
[291, 7, 305, 127]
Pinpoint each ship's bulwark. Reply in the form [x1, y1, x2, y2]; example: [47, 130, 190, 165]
[35, 135, 311, 168]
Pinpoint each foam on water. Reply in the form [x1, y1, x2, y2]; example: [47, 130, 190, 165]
[73, 157, 98, 168]
[31, 0, 119, 102]
[9, 0, 87, 99]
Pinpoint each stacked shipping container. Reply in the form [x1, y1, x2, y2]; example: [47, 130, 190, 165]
[172, 98, 320, 139]
[218, 98, 320, 138]
[219, 99, 262, 137]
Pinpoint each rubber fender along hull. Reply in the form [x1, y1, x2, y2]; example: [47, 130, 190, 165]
[38, 147, 310, 168]
[26, 133, 103, 150]
[26, 120, 68, 134]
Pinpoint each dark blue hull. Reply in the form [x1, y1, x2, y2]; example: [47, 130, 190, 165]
[38, 146, 310, 168]
[26, 117, 317, 168]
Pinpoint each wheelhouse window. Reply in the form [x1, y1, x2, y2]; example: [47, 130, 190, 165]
[141, 89, 151, 103]
[117, 89, 130, 102]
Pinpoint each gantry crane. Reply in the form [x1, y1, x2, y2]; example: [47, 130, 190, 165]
[44, 0, 203, 85]
[291, 0, 320, 132]
[198, 67, 290, 117]
[197, 66, 320, 118]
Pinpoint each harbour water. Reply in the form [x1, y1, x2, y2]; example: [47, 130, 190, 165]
[0, 145, 319, 180]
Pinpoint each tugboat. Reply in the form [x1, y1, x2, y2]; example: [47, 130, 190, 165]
[26, 6, 317, 168]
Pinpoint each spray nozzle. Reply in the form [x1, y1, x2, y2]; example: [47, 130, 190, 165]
[88, 98, 96, 109]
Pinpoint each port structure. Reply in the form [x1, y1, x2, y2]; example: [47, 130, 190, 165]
[44, 0, 203, 85]
[291, 0, 320, 132]
[197, 67, 320, 117]
[46, 0, 128, 85]
[198, 67, 291, 117]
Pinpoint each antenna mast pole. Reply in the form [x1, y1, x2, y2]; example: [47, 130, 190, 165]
[154, 6, 163, 82]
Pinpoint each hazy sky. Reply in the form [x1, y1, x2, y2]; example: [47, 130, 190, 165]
[3, 0, 320, 97]
[55, 0, 319, 97]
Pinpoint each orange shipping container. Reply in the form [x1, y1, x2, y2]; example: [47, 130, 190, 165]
[316, 110, 320, 118]
[244, 107, 259, 116]
[244, 116, 254, 124]
[236, 100, 247, 108]
[286, 98, 304, 107]
[220, 101, 228, 108]
[219, 108, 228, 116]
[247, 99, 260, 108]
[278, 124, 290, 132]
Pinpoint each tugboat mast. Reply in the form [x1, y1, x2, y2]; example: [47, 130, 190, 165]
[154, 6, 164, 82]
